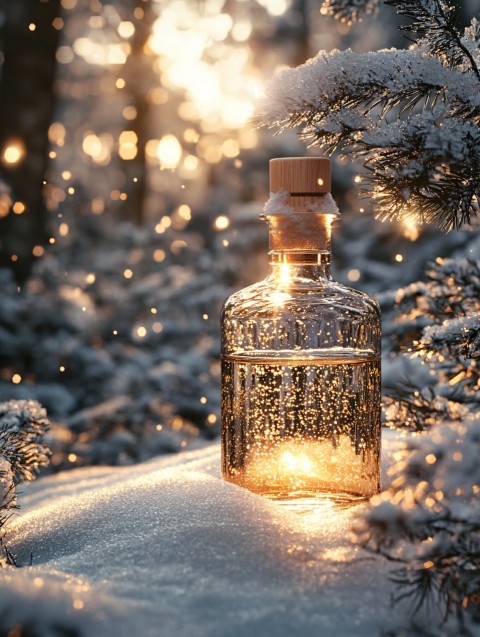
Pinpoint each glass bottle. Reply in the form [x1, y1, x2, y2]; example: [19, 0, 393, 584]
[221, 158, 381, 507]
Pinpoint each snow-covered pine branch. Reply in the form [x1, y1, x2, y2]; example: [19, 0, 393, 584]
[371, 229, 479, 620]
[258, 5, 480, 230]
[355, 415, 480, 624]
[383, 255, 480, 320]
[320, 0, 382, 22]
[0, 400, 50, 558]
[383, 385, 472, 431]
[0, 401, 50, 484]
[380, 250, 479, 433]
[380, 254, 480, 350]
[387, 0, 480, 80]
[420, 313, 480, 358]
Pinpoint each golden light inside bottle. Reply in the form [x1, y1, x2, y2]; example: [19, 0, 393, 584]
[222, 350, 381, 504]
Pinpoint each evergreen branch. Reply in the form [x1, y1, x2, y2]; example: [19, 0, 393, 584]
[0, 400, 50, 483]
[360, 116, 480, 230]
[320, 0, 382, 22]
[381, 255, 480, 356]
[258, 47, 480, 230]
[383, 383, 470, 432]
[261, 49, 480, 129]
[386, 0, 480, 82]
[424, 257, 480, 313]
[420, 314, 480, 358]
[389, 536, 480, 624]
[0, 478, 18, 566]
[0, 400, 50, 565]
[381, 256, 480, 321]
[381, 253, 479, 435]
[356, 417, 480, 623]
[318, 113, 480, 230]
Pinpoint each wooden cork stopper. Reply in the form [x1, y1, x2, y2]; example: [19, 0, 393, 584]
[269, 157, 331, 194]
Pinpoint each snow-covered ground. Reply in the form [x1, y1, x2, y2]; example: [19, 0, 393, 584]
[1, 432, 432, 637]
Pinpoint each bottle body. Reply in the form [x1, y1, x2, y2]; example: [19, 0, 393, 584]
[221, 158, 381, 505]
[221, 252, 381, 503]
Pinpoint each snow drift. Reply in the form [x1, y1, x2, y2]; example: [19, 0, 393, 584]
[0, 433, 435, 637]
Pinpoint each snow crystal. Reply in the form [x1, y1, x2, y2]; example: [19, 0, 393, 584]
[0, 431, 438, 637]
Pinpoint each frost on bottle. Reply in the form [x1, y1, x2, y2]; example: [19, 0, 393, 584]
[221, 157, 381, 506]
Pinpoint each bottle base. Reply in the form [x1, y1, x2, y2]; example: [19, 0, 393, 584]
[263, 490, 369, 513]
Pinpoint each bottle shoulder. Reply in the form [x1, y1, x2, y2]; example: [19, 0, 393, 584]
[222, 278, 380, 321]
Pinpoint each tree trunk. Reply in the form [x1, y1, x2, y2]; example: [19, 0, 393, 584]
[0, 0, 61, 282]
[120, 0, 155, 225]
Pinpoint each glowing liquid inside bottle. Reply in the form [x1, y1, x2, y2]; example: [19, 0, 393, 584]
[221, 349, 381, 504]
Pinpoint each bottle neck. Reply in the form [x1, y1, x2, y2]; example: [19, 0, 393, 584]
[263, 210, 335, 283]
[267, 250, 332, 282]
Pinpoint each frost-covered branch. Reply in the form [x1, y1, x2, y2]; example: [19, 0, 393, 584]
[377, 247, 479, 617]
[0, 401, 50, 483]
[387, 0, 480, 81]
[262, 49, 480, 126]
[356, 416, 480, 623]
[381, 252, 480, 432]
[386, 256, 480, 319]
[383, 384, 471, 432]
[258, 3, 480, 230]
[401, 264, 479, 368]
[0, 400, 50, 558]
[320, 0, 382, 21]
[420, 314, 480, 359]
[365, 114, 480, 230]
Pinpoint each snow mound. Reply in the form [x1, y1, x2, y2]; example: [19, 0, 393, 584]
[1, 432, 428, 637]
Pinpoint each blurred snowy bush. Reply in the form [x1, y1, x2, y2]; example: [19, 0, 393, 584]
[0, 203, 271, 470]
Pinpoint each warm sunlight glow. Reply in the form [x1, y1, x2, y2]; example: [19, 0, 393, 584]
[257, 0, 289, 16]
[73, 37, 130, 65]
[13, 202, 26, 215]
[279, 450, 313, 475]
[119, 131, 138, 160]
[156, 135, 182, 169]
[270, 290, 291, 306]
[118, 21, 135, 39]
[347, 269, 361, 282]
[214, 215, 230, 230]
[147, 3, 263, 132]
[3, 140, 26, 165]
[242, 437, 375, 497]
[279, 263, 291, 284]
[402, 218, 420, 242]
[83, 133, 111, 164]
